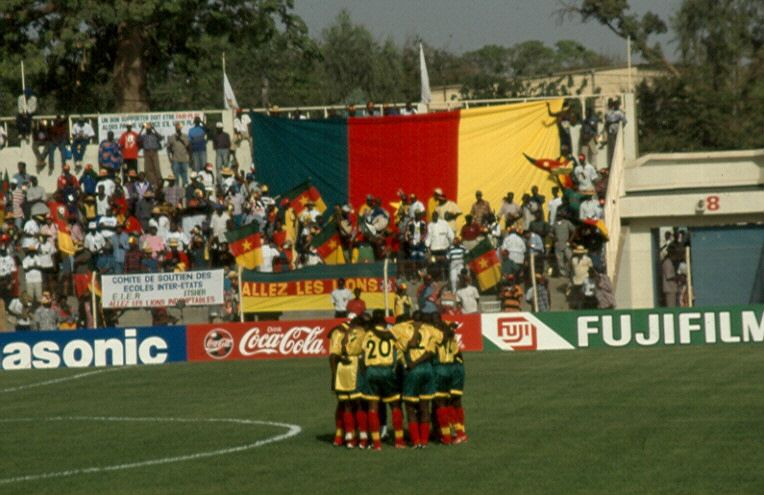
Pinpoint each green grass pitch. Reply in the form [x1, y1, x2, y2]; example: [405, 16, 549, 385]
[2, 346, 763, 494]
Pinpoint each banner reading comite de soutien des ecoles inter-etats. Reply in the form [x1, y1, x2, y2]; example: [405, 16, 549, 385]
[101, 270, 224, 309]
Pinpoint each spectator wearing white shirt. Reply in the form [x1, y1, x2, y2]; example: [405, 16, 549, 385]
[501, 227, 526, 276]
[98, 208, 119, 241]
[22, 245, 43, 302]
[426, 211, 454, 254]
[84, 222, 106, 255]
[210, 206, 230, 243]
[71, 118, 96, 170]
[573, 154, 599, 193]
[548, 186, 562, 225]
[579, 195, 603, 220]
[0, 243, 18, 307]
[259, 241, 281, 273]
[407, 193, 425, 220]
[330, 278, 353, 317]
[97, 170, 116, 198]
[96, 185, 111, 216]
[456, 281, 480, 314]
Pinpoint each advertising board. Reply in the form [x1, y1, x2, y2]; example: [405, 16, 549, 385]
[0, 326, 187, 370]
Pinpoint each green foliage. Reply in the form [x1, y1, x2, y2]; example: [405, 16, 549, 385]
[566, 0, 764, 152]
[0, 0, 317, 112]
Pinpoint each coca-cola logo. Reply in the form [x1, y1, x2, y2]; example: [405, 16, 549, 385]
[239, 326, 326, 356]
[203, 329, 234, 359]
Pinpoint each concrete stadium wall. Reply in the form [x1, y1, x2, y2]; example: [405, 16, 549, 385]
[615, 149, 764, 308]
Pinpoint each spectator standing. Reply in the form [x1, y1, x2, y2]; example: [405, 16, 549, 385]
[569, 245, 593, 309]
[346, 288, 366, 316]
[17, 88, 38, 142]
[547, 101, 574, 154]
[500, 227, 526, 276]
[213, 122, 231, 174]
[139, 122, 163, 190]
[417, 274, 440, 316]
[8, 292, 33, 331]
[661, 254, 679, 307]
[434, 192, 462, 233]
[425, 211, 453, 278]
[548, 187, 562, 226]
[498, 192, 521, 228]
[48, 115, 69, 173]
[32, 120, 50, 168]
[99, 131, 122, 177]
[579, 195, 603, 221]
[573, 153, 599, 193]
[446, 237, 467, 293]
[456, 280, 480, 314]
[605, 98, 627, 167]
[188, 117, 208, 172]
[580, 112, 600, 163]
[22, 244, 43, 303]
[0, 242, 17, 309]
[330, 278, 352, 317]
[469, 190, 491, 226]
[167, 122, 191, 186]
[233, 109, 252, 165]
[71, 118, 96, 171]
[552, 213, 576, 277]
[118, 123, 140, 178]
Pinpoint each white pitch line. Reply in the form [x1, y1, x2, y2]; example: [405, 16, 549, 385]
[0, 416, 301, 485]
[0, 367, 121, 393]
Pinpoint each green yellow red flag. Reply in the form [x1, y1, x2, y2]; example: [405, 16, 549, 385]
[466, 238, 502, 291]
[226, 222, 263, 270]
[309, 220, 345, 265]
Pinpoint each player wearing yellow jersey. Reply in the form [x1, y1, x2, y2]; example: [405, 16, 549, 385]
[328, 315, 368, 448]
[390, 311, 442, 448]
[451, 343, 468, 444]
[328, 320, 351, 446]
[359, 310, 406, 450]
[433, 321, 460, 445]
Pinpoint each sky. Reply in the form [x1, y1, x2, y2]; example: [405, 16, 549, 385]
[293, 0, 684, 61]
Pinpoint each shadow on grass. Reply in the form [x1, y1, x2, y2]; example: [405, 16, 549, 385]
[315, 433, 336, 444]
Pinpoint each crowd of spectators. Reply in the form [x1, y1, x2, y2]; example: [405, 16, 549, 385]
[0, 97, 619, 331]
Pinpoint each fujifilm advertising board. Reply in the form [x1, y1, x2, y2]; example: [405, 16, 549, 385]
[482, 305, 764, 351]
[0, 327, 187, 370]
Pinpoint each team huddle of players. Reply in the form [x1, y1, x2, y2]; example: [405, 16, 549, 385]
[329, 310, 467, 450]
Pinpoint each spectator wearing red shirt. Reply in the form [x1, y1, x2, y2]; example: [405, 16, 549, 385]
[346, 288, 366, 316]
[460, 214, 483, 251]
[118, 123, 140, 178]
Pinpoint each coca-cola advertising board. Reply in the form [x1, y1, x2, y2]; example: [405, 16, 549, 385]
[186, 315, 483, 362]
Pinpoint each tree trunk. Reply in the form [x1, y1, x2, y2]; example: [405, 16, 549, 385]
[113, 23, 149, 112]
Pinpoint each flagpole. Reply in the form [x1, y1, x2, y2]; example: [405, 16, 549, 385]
[21, 60, 27, 109]
[91, 271, 98, 328]
[626, 36, 633, 90]
[530, 253, 539, 312]
[238, 264, 244, 322]
[383, 257, 390, 317]
[222, 52, 226, 77]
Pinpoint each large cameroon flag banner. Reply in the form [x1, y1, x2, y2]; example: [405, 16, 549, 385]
[252, 100, 563, 218]
[241, 262, 395, 313]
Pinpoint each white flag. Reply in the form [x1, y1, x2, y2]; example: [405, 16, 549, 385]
[419, 43, 431, 105]
[224, 71, 239, 110]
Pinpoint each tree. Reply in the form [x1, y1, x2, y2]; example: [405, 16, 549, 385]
[558, 0, 679, 76]
[0, 0, 315, 112]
